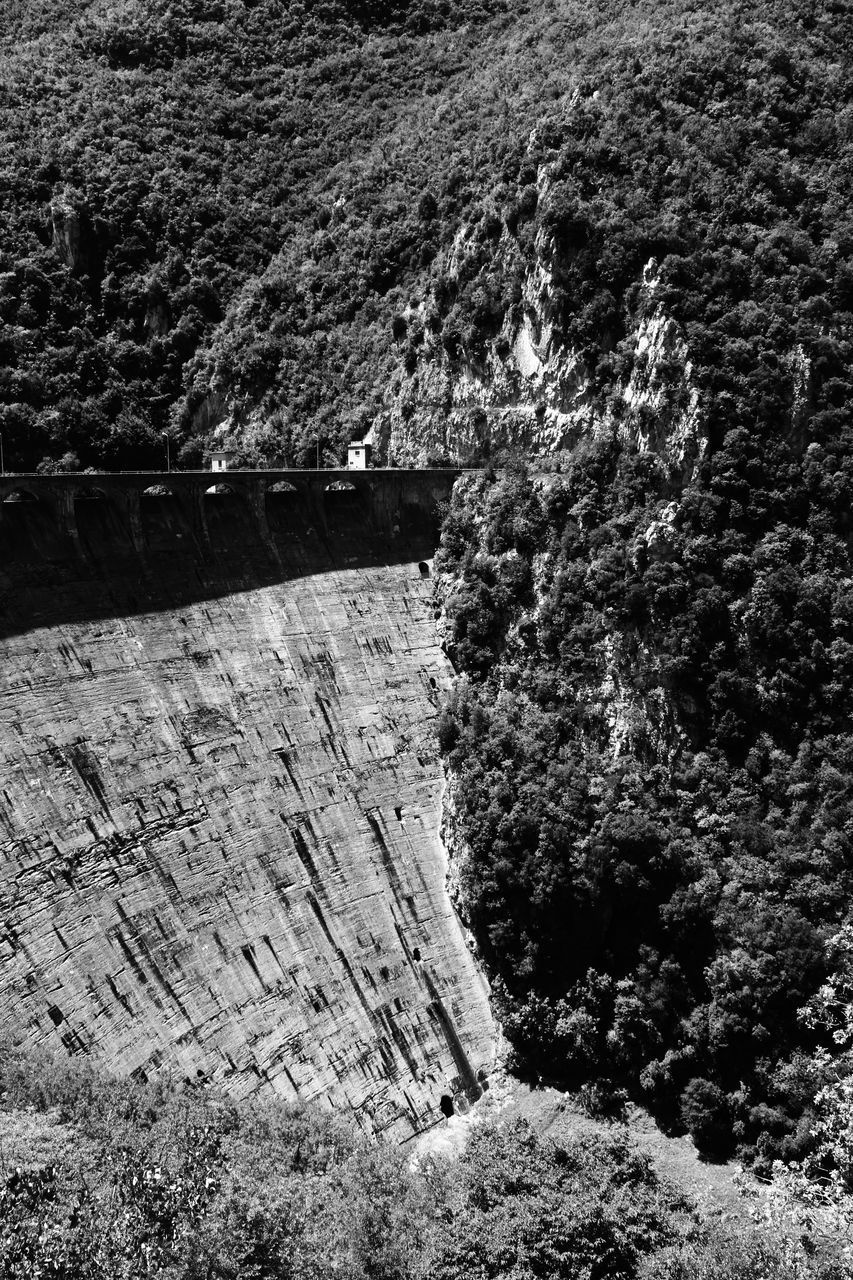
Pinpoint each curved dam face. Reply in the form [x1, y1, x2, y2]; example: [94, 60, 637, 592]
[0, 475, 494, 1138]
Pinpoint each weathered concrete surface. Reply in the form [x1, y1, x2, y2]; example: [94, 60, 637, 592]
[0, 485, 495, 1138]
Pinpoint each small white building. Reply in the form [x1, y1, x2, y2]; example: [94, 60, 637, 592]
[347, 442, 371, 470]
[209, 450, 235, 473]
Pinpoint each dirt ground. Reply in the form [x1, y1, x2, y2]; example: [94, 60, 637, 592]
[410, 1071, 751, 1224]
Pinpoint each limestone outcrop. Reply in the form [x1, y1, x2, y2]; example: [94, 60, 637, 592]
[50, 191, 88, 273]
[367, 217, 598, 467]
[366, 164, 708, 478]
[0, 486, 495, 1138]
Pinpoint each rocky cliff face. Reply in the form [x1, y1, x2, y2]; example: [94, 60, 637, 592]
[367, 196, 707, 478]
[49, 191, 90, 274]
[367, 216, 590, 466]
[0, 490, 495, 1138]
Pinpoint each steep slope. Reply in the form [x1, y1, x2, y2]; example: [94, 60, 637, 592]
[0, 489, 494, 1136]
[3, 0, 850, 478]
[0, 0, 512, 470]
[433, 442, 853, 1165]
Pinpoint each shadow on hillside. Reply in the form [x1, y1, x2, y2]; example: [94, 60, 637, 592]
[0, 491, 441, 642]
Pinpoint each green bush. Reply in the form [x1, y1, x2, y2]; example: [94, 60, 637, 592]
[680, 1078, 732, 1160]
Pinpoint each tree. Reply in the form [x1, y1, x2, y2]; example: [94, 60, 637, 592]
[763, 925, 853, 1270]
[424, 1118, 684, 1280]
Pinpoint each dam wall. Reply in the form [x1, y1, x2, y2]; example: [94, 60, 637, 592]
[0, 472, 495, 1138]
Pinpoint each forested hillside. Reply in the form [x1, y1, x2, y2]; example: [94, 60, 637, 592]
[423, 0, 853, 1179]
[5, 0, 850, 474]
[437, 461, 853, 1168]
[0, 0, 509, 469]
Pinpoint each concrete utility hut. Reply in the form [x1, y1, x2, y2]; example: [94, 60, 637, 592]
[208, 449, 235, 473]
[348, 442, 371, 469]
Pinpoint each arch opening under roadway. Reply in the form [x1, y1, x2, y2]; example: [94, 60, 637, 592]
[73, 486, 109, 503]
[2, 487, 40, 503]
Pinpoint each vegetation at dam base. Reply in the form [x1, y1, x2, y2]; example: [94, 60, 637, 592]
[0, 1038, 847, 1280]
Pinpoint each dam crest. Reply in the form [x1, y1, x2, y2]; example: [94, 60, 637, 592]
[0, 468, 465, 552]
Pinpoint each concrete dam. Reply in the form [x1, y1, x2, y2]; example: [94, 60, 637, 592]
[0, 470, 495, 1139]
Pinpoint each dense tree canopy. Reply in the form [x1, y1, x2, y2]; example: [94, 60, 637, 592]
[413, 0, 853, 1175]
[436, 439, 853, 1168]
[0, 0, 509, 470]
[2, 0, 851, 471]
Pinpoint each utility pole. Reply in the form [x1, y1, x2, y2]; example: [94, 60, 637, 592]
[316, 439, 320, 471]
[164, 433, 171, 472]
[0, 432, 4, 477]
